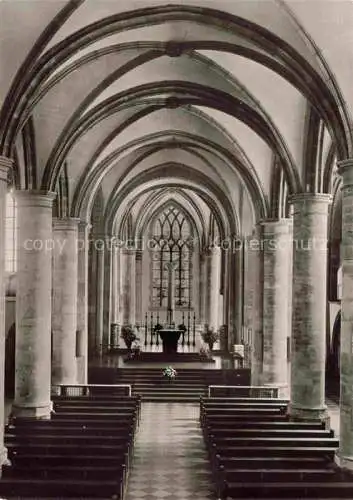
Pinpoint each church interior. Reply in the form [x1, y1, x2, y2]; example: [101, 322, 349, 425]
[0, 0, 353, 498]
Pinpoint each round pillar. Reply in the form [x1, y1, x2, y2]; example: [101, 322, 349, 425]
[135, 249, 143, 325]
[199, 251, 207, 325]
[52, 218, 80, 385]
[262, 219, 292, 398]
[337, 159, 353, 470]
[76, 221, 91, 383]
[206, 246, 221, 330]
[289, 193, 331, 420]
[122, 249, 136, 325]
[0, 156, 12, 468]
[95, 240, 105, 356]
[13, 190, 56, 419]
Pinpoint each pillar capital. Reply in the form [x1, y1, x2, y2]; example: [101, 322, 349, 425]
[204, 244, 221, 255]
[260, 218, 292, 235]
[53, 217, 80, 231]
[14, 190, 56, 208]
[288, 193, 332, 212]
[78, 219, 92, 229]
[123, 247, 137, 255]
[0, 156, 13, 182]
[338, 158, 353, 186]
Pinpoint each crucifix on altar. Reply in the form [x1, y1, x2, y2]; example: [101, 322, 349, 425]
[164, 260, 178, 326]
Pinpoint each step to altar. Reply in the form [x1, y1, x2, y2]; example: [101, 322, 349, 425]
[122, 351, 216, 363]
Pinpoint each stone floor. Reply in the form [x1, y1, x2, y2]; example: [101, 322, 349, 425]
[125, 402, 215, 500]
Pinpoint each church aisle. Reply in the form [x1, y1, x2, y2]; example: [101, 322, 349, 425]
[125, 402, 215, 500]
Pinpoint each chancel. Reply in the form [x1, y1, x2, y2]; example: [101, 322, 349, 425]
[0, 0, 353, 499]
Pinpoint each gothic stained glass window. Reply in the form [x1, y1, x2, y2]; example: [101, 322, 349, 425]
[150, 205, 193, 308]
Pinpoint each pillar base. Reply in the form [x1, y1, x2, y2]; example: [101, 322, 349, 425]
[12, 402, 53, 419]
[52, 375, 77, 386]
[289, 404, 329, 423]
[335, 453, 353, 472]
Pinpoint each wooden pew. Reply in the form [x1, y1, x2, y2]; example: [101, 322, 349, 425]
[201, 419, 325, 430]
[208, 436, 339, 448]
[7, 422, 135, 437]
[3, 462, 126, 481]
[204, 426, 334, 439]
[6, 433, 133, 446]
[0, 477, 124, 498]
[221, 480, 353, 499]
[3, 391, 140, 498]
[214, 454, 333, 470]
[199, 394, 351, 499]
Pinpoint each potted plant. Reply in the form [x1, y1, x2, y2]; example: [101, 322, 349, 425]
[199, 346, 213, 361]
[201, 324, 219, 351]
[178, 323, 187, 333]
[120, 324, 137, 350]
[132, 337, 141, 352]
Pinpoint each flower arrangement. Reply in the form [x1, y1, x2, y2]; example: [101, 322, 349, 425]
[121, 324, 138, 349]
[162, 366, 177, 379]
[201, 324, 219, 350]
[178, 323, 187, 333]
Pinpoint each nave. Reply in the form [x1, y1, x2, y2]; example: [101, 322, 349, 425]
[0, 362, 349, 500]
[125, 402, 214, 500]
[1, 0, 353, 497]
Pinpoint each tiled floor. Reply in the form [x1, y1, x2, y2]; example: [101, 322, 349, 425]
[125, 402, 215, 500]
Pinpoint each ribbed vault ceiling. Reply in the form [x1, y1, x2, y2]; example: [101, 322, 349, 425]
[0, 0, 352, 236]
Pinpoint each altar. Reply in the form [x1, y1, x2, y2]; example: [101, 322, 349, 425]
[158, 329, 182, 354]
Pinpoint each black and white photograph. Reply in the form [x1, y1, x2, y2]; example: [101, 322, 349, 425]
[0, 0, 352, 498]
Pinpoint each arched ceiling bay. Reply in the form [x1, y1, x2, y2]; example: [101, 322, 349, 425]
[107, 174, 235, 239]
[1, 0, 352, 236]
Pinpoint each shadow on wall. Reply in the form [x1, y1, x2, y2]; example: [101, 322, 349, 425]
[5, 323, 15, 398]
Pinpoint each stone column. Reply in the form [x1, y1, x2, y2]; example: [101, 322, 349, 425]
[76, 221, 90, 383]
[103, 238, 112, 352]
[337, 159, 353, 470]
[52, 218, 80, 385]
[110, 243, 119, 325]
[109, 242, 119, 347]
[199, 251, 207, 325]
[95, 240, 105, 356]
[262, 219, 292, 398]
[248, 226, 264, 386]
[87, 230, 96, 359]
[233, 240, 244, 346]
[135, 250, 143, 326]
[289, 193, 331, 420]
[13, 190, 56, 418]
[0, 157, 12, 469]
[206, 246, 221, 330]
[165, 261, 177, 325]
[122, 249, 136, 325]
